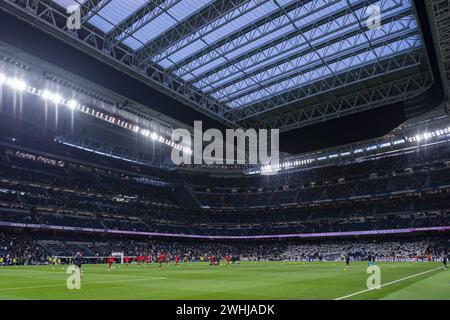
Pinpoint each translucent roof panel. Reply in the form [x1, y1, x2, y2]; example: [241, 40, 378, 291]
[80, 0, 425, 110]
[151, 0, 288, 64]
[88, 0, 148, 33]
[193, 2, 413, 92]
[187, 0, 411, 84]
[120, 0, 214, 50]
[211, 15, 419, 100]
[122, 12, 177, 49]
[202, 1, 280, 45]
[168, 39, 208, 65]
[225, 35, 423, 108]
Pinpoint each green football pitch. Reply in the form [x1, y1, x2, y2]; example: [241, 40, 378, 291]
[0, 262, 448, 300]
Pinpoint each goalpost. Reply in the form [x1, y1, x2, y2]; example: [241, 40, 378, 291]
[111, 252, 124, 264]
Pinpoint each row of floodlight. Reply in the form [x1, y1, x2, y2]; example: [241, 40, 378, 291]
[259, 158, 315, 174]
[251, 127, 450, 175]
[406, 128, 450, 142]
[0, 73, 192, 155]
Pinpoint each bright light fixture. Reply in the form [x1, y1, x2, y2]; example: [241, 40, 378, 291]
[52, 94, 62, 104]
[150, 132, 159, 140]
[67, 99, 78, 109]
[41, 90, 62, 104]
[6, 78, 27, 91]
[0, 72, 189, 156]
[41, 90, 52, 100]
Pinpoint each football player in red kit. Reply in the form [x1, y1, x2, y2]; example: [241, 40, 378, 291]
[107, 256, 114, 270]
[146, 255, 152, 268]
[158, 253, 164, 268]
[175, 255, 181, 267]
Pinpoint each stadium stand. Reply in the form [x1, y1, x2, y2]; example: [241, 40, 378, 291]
[1, 230, 448, 265]
[0, 0, 447, 273]
[0, 129, 448, 242]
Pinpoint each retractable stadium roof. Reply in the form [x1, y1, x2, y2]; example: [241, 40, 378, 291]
[0, 0, 443, 135]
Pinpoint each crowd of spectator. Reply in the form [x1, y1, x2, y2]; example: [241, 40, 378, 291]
[0, 232, 447, 265]
[0, 137, 448, 237]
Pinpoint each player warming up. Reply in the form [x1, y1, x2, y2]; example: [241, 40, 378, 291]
[158, 253, 164, 268]
[107, 256, 115, 271]
[73, 252, 83, 279]
[344, 254, 350, 270]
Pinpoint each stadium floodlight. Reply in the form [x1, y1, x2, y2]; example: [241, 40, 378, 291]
[67, 99, 78, 110]
[41, 90, 51, 100]
[393, 139, 405, 145]
[150, 132, 159, 140]
[341, 152, 351, 156]
[52, 94, 62, 104]
[41, 90, 62, 104]
[6, 78, 27, 91]
[0, 71, 191, 157]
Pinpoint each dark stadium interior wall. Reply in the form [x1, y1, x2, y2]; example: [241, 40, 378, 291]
[278, 103, 406, 154]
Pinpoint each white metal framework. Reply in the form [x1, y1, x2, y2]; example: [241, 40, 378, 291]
[433, 0, 450, 84]
[0, 0, 433, 130]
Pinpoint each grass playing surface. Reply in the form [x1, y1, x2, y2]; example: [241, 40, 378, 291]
[0, 262, 448, 300]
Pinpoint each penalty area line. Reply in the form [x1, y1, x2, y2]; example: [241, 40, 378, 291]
[334, 266, 444, 300]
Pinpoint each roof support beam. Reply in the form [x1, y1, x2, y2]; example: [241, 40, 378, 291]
[168, 0, 316, 75]
[206, 10, 414, 100]
[135, 0, 251, 70]
[226, 49, 427, 121]
[103, 0, 176, 52]
[79, 0, 113, 25]
[182, 0, 382, 87]
[0, 0, 237, 127]
[220, 29, 419, 106]
[244, 71, 433, 131]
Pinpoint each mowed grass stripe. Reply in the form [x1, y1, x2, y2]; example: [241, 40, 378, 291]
[335, 266, 444, 300]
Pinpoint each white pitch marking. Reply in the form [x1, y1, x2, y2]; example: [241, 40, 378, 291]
[334, 266, 444, 300]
